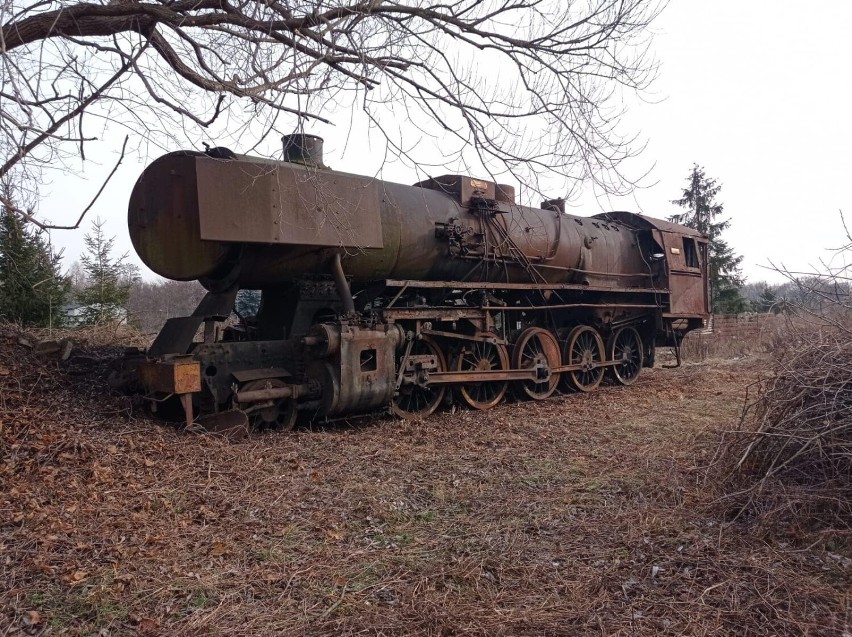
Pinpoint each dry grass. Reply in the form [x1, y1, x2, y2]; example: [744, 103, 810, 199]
[680, 317, 786, 362]
[1, 324, 849, 636]
[23, 320, 152, 349]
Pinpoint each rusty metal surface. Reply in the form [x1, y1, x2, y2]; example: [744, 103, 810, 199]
[127, 148, 714, 423]
[235, 385, 296, 403]
[282, 133, 325, 167]
[130, 151, 707, 296]
[192, 339, 298, 406]
[384, 279, 668, 294]
[231, 368, 292, 383]
[196, 157, 384, 249]
[427, 359, 619, 384]
[381, 308, 486, 321]
[659, 231, 711, 317]
[128, 152, 234, 281]
[148, 317, 203, 357]
[593, 211, 707, 238]
[138, 358, 201, 394]
[324, 325, 400, 416]
[147, 291, 238, 357]
[414, 174, 497, 206]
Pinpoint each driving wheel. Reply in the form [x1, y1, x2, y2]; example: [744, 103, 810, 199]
[512, 327, 561, 400]
[562, 325, 605, 393]
[456, 333, 509, 410]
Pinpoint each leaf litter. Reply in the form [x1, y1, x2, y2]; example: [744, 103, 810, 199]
[0, 324, 848, 635]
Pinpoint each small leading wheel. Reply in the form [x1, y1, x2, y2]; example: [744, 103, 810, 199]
[563, 325, 605, 393]
[392, 335, 447, 419]
[239, 379, 298, 430]
[608, 326, 644, 386]
[456, 333, 509, 410]
[512, 327, 562, 400]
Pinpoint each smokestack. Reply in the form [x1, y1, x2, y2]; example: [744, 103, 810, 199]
[282, 134, 326, 168]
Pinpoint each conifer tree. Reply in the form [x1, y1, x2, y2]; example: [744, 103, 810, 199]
[754, 284, 780, 314]
[669, 165, 749, 313]
[0, 182, 69, 326]
[77, 218, 137, 324]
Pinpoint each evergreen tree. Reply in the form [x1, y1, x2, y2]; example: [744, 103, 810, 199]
[77, 218, 137, 324]
[235, 289, 261, 316]
[669, 165, 748, 313]
[0, 183, 69, 326]
[754, 283, 780, 314]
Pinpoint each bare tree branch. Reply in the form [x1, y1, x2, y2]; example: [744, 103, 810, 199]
[0, 134, 128, 230]
[2, 0, 665, 226]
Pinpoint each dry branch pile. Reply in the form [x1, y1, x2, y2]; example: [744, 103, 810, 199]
[717, 322, 852, 533]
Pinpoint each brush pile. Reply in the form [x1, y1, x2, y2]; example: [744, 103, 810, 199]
[718, 319, 852, 532]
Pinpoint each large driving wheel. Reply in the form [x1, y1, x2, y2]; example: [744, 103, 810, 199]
[607, 326, 644, 386]
[456, 333, 509, 410]
[512, 327, 561, 400]
[392, 335, 447, 419]
[563, 325, 605, 393]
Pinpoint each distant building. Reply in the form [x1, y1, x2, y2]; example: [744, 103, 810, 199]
[61, 300, 127, 326]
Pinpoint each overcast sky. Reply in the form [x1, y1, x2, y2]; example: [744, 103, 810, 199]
[43, 0, 852, 285]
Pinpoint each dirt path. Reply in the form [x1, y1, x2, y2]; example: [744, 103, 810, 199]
[1, 344, 848, 635]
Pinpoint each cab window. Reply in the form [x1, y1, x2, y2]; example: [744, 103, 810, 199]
[683, 237, 699, 269]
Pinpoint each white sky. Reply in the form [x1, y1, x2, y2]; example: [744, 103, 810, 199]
[42, 0, 852, 284]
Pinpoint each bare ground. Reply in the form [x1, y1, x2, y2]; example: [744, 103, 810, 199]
[1, 332, 849, 636]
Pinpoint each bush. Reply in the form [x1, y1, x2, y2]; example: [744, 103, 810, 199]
[715, 316, 852, 534]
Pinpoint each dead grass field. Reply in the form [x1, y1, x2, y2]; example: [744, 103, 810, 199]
[1, 331, 849, 636]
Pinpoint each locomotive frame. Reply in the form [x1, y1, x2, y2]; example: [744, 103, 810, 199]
[126, 136, 710, 431]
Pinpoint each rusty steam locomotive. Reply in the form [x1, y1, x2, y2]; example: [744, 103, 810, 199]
[127, 135, 709, 430]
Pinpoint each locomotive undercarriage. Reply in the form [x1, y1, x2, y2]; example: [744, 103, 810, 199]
[132, 274, 690, 434]
[374, 281, 661, 418]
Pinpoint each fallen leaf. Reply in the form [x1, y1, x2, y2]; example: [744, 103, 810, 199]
[138, 617, 159, 634]
[22, 610, 42, 626]
[324, 529, 345, 541]
[209, 542, 228, 557]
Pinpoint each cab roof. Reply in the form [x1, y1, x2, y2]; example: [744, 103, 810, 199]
[593, 211, 707, 240]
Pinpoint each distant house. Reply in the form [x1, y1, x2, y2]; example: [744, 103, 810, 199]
[61, 300, 127, 326]
[61, 302, 86, 326]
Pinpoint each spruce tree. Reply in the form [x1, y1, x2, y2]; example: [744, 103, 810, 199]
[0, 183, 69, 326]
[77, 218, 137, 324]
[754, 284, 779, 313]
[669, 165, 748, 313]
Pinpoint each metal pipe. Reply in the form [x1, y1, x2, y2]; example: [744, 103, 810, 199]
[455, 255, 653, 278]
[236, 386, 296, 403]
[331, 252, 356, 315]
[384, 279, 665, 293]
[481, 302, 662, 311]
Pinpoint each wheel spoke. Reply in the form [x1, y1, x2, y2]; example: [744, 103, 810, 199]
[563, 325, 604, 393]
[457, 333, 508, 410]
[392, 336, 447, 419]
[512, 328, 561, 400]
[608, 326, 644, 386]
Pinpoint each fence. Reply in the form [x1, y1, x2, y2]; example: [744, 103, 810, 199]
[679, 312, 787, 361]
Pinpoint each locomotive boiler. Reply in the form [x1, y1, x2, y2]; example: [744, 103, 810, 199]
[128, 135, 710, 431]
